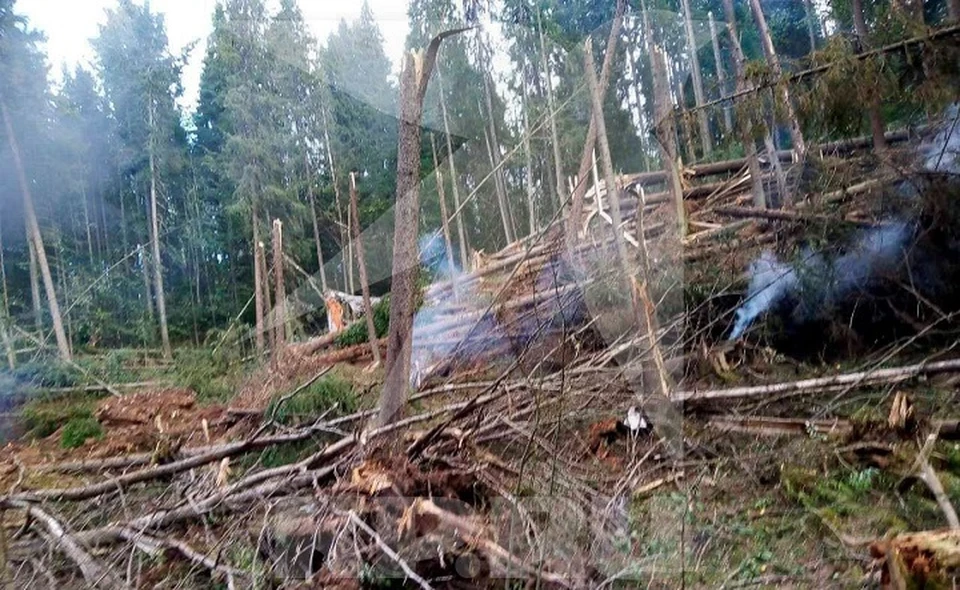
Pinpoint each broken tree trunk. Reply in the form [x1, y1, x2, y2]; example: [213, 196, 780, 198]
[380, 30, 467, 427]
[1, 98, 71, 361]
[681, 0, 712, 157]
[349, 173, 381, 366]
[650, 43, 688, 235]
[747, 0, 807, 160]
[723, 0, 767, 209]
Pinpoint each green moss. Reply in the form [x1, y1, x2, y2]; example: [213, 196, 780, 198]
[60, 415, 103, 449]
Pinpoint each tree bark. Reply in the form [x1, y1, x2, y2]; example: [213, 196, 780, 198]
[650, 44, 688, 235]
[747, 0, 807, 160]
[349, 173, 381, 365]
[723, 0, 767, 209]
[252, 207, 265, 353]
[380, 30, 466, 427]
[27, 237, 43, 335]
[851, 0, 888, 153]
[1, 99, 71, 361]
[271, 219, 285, 350]
[480, 65, 515, 244]
[305, 154, 328, 291]
[0, 212, 14, 369]
[566, 0, 626, 246]
[681, 0, 712, 157]
[436, 64, 470, 272]
[430, 135, 458, 297]
[537, 7, 566, 211]
[321, 106, 350, 292]
[708, 12, 734, 135]
[521, 76, 538, 237]
[148, 102, 172, 360]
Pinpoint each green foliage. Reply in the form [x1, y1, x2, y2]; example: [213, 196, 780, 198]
[11, 361, 82, 389]
[60, 415, 104, 449]
[265, 375, 357, 426]
[174, 348, 237, 404]
[334, 296, 390, 348]
[21, 394, 102, 439]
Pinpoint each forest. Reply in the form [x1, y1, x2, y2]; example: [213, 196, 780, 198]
[1, 0, 960, 587]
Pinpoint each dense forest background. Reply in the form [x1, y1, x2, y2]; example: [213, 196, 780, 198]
[0, 0, 956, 362]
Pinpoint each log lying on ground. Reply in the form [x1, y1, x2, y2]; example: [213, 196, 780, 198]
[714, 205, 885, 228]
[705, 415, 960, 439]
[676, 358, 960, 403]
[871, 530, 960, 588]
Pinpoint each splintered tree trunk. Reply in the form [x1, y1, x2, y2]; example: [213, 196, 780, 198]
[271, 219, 285, 350]
[723, 0, 767, 209]
[566, 0, 626, 246]
[252, 208, 265, 354]
[436, 64, 470, 272]
[538, 7, 566, 210]
[306, 154, 328, 291]
[585, 40, 670, 400]
[349, 173, 380, 365]
[381, 30, 465, 426]
[148, 103, 172, 360]
[747, 0, 807, 160]
[851, 0, 888, 153]
[650, 45, 688, 235]
[430, 135, 458, 296]
[709, 12, 734, 135]
[1, 99, 71, 361]
[681, 0, 712, 156]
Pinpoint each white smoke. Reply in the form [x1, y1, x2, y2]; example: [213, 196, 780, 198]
[923, 103, 960, 174]
[728, 251, 798, 340]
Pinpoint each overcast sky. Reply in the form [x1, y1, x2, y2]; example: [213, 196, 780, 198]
[19, 0, 410, 112]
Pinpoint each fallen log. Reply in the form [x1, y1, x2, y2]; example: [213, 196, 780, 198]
[676, 358, 960, 403]
[714, 205, 884, 228]
[871, 529, 960, 588]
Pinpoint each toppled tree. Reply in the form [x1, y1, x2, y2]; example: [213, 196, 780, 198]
[379, 28, 470, 427]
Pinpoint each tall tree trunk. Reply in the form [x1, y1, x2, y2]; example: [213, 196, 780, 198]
[521, 76, 538, 237]
[80, 182, 94, 266]
[0, 212, 15, 369]
[566, 0, 626, 246]
[723, 0, 767, 209]
[271, 219, 285, 350]
[436, 64, 470, 271]
[585, 40, 670, 400]
[708, 12, 734, 135]
[321, 106, 350, 292]
[55, 238, 73, 356]
[28, 239, 43, 335]
[482, 122, 515, 245]
[305, 154, 328, 292]
[1, 99, 71, 361]
[481, 69, 516, 244]
[651, 44, 688, 235]
[851, 0, 888, 153]
[747, 0, 807, 160]
[252, 206, 265, 354]
[537, 7, 566, 211]
[349, 173, 381, 365]
[148, 103, 172, 360]
[430, 134, 458, 294]
[140, 245, 154, 336]
[804, 0, 818, 51]
[681, 0, 712, 156]
[380, 31, 465, 427]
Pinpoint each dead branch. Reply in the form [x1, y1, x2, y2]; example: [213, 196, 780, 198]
[343, 509, 434, 590]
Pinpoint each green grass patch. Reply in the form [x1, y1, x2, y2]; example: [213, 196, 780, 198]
[174, 348, 238, 404]
[60, 415, 103, 449]
[266, 375, 357, 426]
[21, 392, 103, 439]
[334, 296, 390, 348]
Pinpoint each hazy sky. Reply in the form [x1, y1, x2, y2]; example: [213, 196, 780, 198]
[19, 0, 410, 112]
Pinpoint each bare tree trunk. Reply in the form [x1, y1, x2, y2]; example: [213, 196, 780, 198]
[55, 238, 73, 355]
[80, 183, 94, 266]
[271, 219, 286, 350]
[321, 106, 350, 292]
[804, 0, 818, 51]
[651, 45, 688, 235]
[28, 238, 43, 335]
[252, 207, 265, 354]
[521, 76, 538, 237]
[481, 70, 516, 244]
[349, 173, 381, 365]
[747, 0, 807, 160]
[708, 12, 734, 135]
[305, 154, 328, 291]
[537, 7, 566, 211]
[585, 40, 670, 400]
[148, 102, 172, 360]
[681, 0, 712, 156]
[1, 99, 71, 361]
[140, 245, 154, 328]
[0, 214, 15, 369]
[723, 0, 767, 209]
[482, 121, 515, 245]
[430, 135, 458, 295]
[851, 0, 888, 153]
[436, 64, 470, 272]
[380, 31, 465, 427]
[566, 0, 627, 246]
